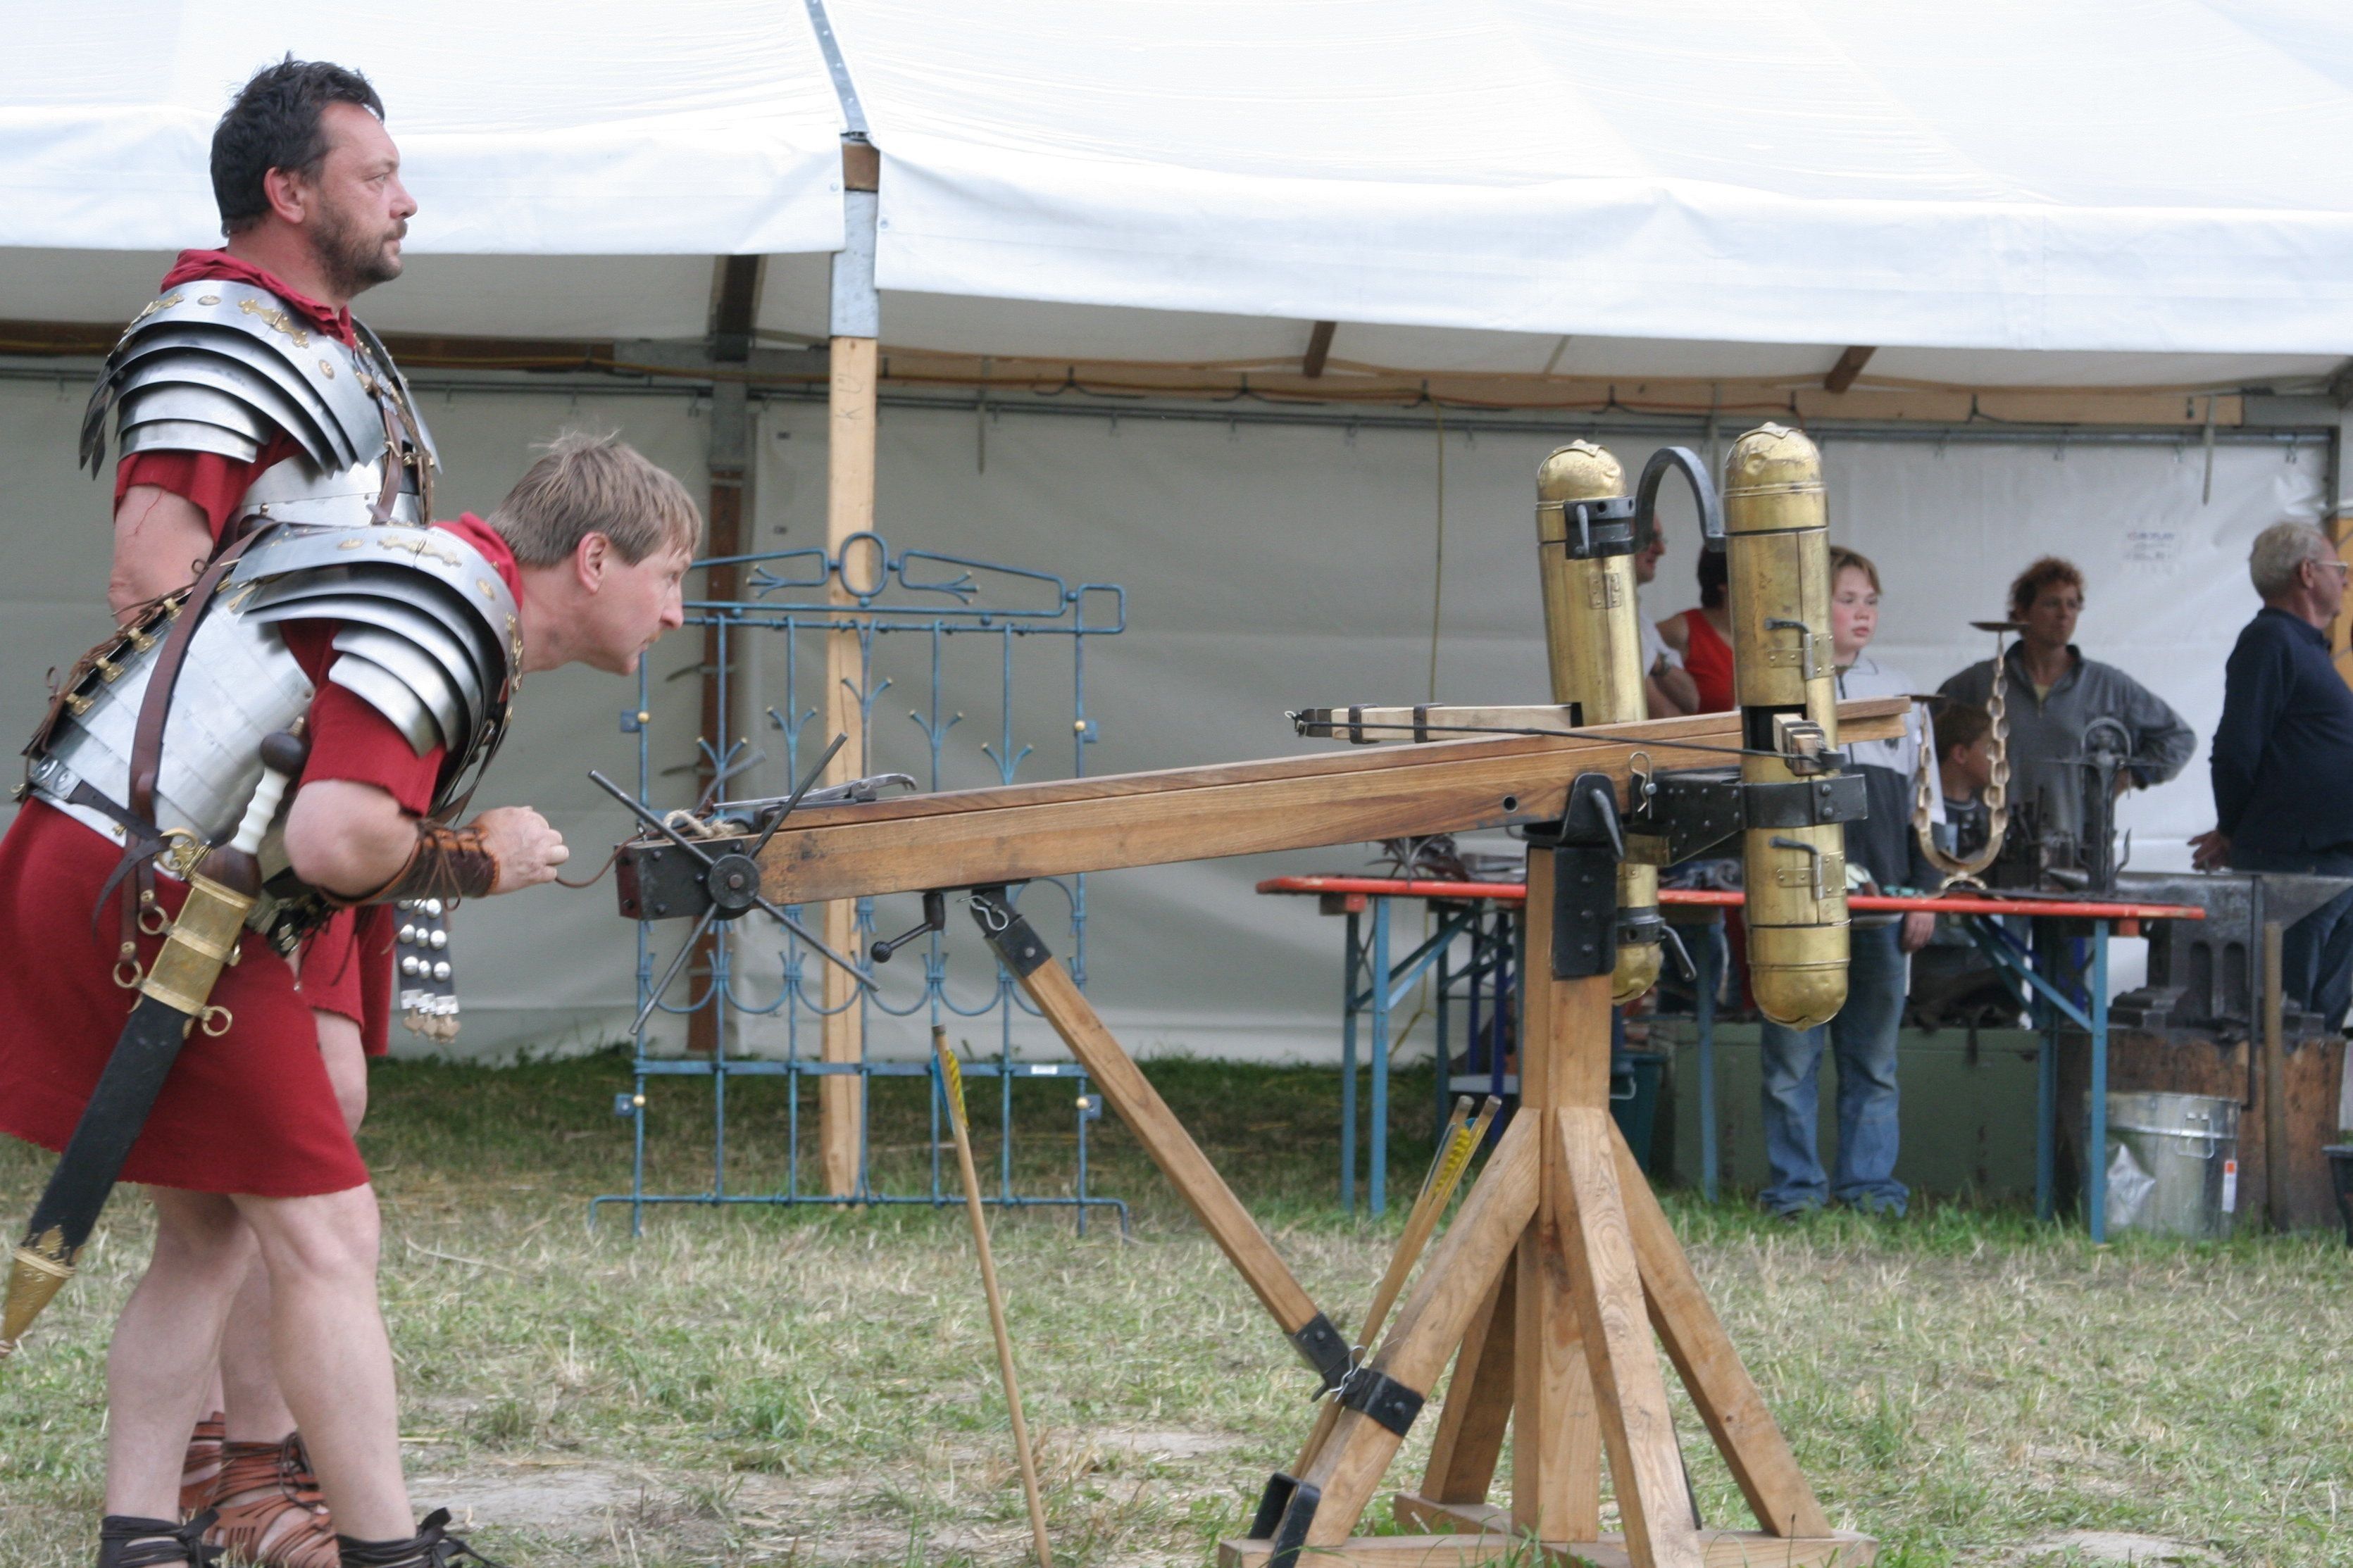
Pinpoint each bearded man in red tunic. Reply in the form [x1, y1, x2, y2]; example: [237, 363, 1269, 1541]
[5, 252, 699, 1568]
[70, 57, 446, 1568]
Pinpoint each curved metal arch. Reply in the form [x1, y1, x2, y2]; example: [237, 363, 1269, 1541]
[248, 589, 492, 718]
[331, 625, 470, 746]
[1634, 444, 1725, 555]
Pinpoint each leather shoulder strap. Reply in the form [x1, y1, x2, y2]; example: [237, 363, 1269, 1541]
[127, 527, 268, 827]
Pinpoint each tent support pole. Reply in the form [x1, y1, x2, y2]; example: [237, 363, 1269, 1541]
[820, 139, 883, 1196]
[689, 256, 763, 1058]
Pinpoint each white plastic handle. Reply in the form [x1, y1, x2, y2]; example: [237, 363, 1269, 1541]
[229, 761, 293, 857]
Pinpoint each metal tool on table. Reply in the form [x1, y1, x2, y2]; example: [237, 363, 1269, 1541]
[4, 729, 307, 1360]
[933, 1025, 1054, 1568]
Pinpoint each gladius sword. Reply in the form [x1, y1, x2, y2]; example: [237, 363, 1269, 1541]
[1, 729, 308, 1361]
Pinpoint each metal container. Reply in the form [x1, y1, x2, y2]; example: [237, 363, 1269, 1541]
[2096, 1091, 2240, 1240]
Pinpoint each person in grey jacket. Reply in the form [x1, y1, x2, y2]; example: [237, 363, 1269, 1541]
[1937, 556, 2195, 860]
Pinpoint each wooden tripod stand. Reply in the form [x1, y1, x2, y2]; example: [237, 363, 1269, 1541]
[622, 700, 1907, 1566]
[1223, 842, 1871, 1568]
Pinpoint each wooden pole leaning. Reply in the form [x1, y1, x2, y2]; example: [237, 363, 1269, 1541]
[1288, 1097, 1500, 1480]
[963, 887, 1356, 1392]
[934, 1027, 1054, 1568]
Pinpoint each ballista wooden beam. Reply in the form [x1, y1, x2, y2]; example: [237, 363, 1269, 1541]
[751, 699, 1906, 905]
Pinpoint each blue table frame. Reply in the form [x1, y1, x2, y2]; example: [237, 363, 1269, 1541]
[1337, 897, 1514, 1214]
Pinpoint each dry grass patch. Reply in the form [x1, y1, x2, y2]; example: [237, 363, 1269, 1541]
[3, 1053, 2349, 1566]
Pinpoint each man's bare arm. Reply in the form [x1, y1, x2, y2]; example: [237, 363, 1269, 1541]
[1654, 663, 1700, 715]
[110, 485, 215, 622]
[285, 780, 569, 899]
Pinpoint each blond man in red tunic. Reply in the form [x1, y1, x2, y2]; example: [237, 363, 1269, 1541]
[2, 434, 697, 1568]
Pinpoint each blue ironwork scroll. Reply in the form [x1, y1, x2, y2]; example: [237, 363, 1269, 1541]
[592, 534, 1128, 1235]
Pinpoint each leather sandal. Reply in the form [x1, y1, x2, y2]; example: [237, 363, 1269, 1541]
[100, 1510, 223, 1567]
[337, 1509, 504, 1568]
[200, 1433, 339, 1568]
[179, 1411, 227, 1519]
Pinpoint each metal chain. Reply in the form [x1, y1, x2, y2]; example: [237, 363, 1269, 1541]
[1914, 632, 2011, 888]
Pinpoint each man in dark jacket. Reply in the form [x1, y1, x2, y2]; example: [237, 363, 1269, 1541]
[2190, 522, 2353, 1028]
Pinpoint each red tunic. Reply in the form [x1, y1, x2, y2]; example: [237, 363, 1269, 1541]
[0, 518, 522, 1196]
[1668, 608, 1737, 715]
[111, 253, 389, 1042]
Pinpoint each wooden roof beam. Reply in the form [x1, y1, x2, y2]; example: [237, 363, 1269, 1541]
[1304, 320, 1337, 378]
[710, 255, 765, 364]
[1823, 345, 1876, 394]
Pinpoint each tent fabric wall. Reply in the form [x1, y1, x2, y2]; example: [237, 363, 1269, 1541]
[0, 379, 2320, 1060]
[839, 0, 2353, 356]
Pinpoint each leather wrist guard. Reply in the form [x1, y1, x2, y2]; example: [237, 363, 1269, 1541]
[358, 823, 499, 905]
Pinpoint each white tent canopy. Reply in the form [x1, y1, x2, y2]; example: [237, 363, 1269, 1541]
[845, 0, 2353, 363]
[2, 1, 2351, 387]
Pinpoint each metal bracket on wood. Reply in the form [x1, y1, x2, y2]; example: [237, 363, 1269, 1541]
[970, 884, 1050, 977]
[1337, 1365, 1426, 1436]
[1526, 772, 1624, 980]
[1290, 1310, 1354, 1392]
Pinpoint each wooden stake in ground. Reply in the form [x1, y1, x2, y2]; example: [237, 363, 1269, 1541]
[935, 1026, 1054, 1568]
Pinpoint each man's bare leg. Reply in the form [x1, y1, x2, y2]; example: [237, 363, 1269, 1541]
[216, 1009, 369, 1444]
[106, 1189, 254, 1522]
[232, 1181, 413, 1541]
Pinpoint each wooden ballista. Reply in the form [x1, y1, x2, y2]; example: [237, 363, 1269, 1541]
[613, 426, 1890, 1568]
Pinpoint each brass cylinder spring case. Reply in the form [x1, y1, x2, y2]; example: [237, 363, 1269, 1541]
[1721, 423, 1847, 1029]
[1535, 441, 1659, 1003]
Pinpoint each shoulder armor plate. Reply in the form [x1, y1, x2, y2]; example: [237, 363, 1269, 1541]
[82, 282, 385, 477]
[230, 523, 519, 786]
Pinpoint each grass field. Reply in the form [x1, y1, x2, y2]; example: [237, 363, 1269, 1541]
[3, 1050, 2349, 1567]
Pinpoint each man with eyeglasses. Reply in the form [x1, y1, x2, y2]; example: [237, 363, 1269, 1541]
[2192, 522, 2353, 1031]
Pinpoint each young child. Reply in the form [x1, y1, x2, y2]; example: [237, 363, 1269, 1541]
[1933, 701, 1995, 862]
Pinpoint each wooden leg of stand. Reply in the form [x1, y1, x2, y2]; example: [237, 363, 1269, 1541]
[1299, 1115, 1542, 1547]
[1513, 1125, 1603, 1541]
[1014, 957, 1324, 1336]
[1556, 1108, 1702, 1568]
[1610, 1121, 1830, 1538]
[1416, 1253, 1516, 1505]
[1509, 854, 1610, 1542]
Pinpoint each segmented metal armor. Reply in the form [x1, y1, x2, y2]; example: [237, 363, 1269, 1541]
[25, 524, 516, 932]
[26, 283, 511, 965]
[79, 279, 437, 527]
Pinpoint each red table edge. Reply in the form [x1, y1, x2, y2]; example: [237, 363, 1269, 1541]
[1255, 874, 2204, 936]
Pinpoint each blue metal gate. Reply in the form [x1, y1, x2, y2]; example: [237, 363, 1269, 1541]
[592, 532, 1130, 1234]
